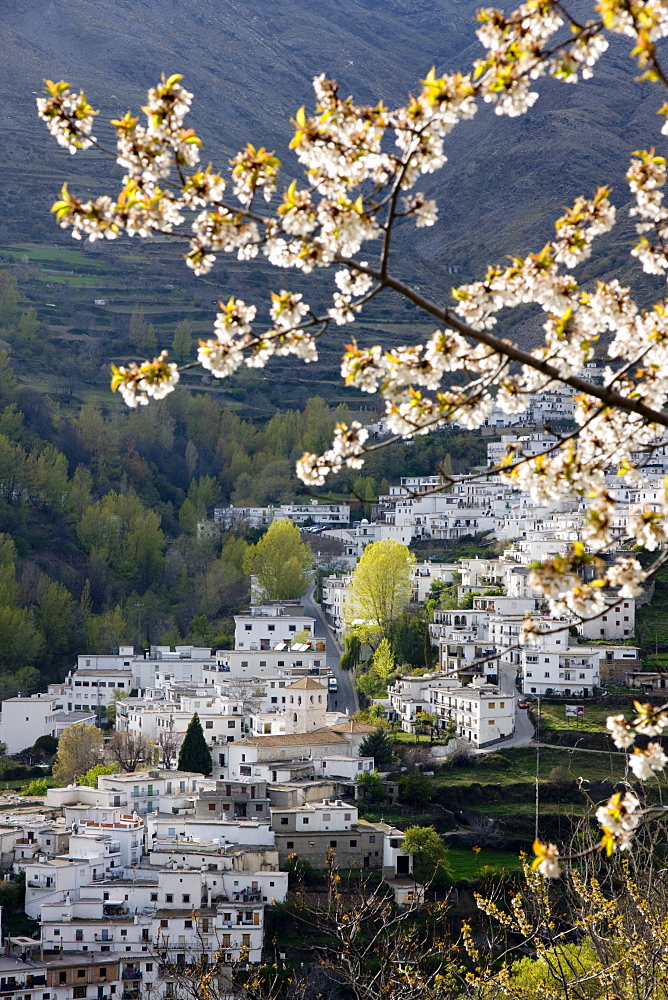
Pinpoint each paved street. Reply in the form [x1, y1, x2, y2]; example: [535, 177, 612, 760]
[302, 586, 358, 716]
[494, 661, 535, 748]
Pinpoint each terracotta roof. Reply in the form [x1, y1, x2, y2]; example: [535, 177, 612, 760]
[285, 676, 327, 690]
[328, 721, 377, 734]
[234, 729, 349, 748]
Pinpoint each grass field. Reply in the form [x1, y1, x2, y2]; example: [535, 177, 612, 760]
[0, 245, 105, 268]
[538, 701, 619, 735]
[447, 847, 523, 879]
[432, 746, 628, 785]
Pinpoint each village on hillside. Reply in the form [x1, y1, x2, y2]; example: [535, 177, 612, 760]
[0, 431, 657, 998]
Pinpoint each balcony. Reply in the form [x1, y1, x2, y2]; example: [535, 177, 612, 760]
[122, 972, 142, 982]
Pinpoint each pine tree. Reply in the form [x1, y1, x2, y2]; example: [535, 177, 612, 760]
[178, 713, 212, 775]
[358, 727, 394, 769]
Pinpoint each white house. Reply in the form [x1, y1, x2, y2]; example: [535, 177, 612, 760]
[521, 630, 601, 697]
[233, 603, 316, 650]
[0, 694, 96, 754]
[429, 677, 516, 746]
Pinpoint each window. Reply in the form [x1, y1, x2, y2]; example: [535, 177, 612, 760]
[205, 721, 213, 729]
[302, 817, 309, 825]
[280, 817, 288, 825]
[209, 803, 216, 811]
[99, 970, 106, 981]
[245, 624, 252, 631]
[54, 929, 60, 936]
[322, 813, 330, 821]
[166, 894, 173, 902]
[268, 625, 275, 632]
[489, 719, 495, 725]
[73, 988, 86, 999]
[182, 894, 190, 904]
[242, 934, 251, 947]
[330, 840, 337, 847]
[499, 702, 505, 708]
[76, 930, 83, 942]
[286, 841, 294, 849]
[369, 836, 375, 843]
[344, 813, 351, 821]
[488, 702, 495, 709]
[160, 920, 168, 928]
[228, 721, 235, 729]
[184, 920, 192, 929]
[59, 973, 67, 985]
[350, 839, 357, 847]
[77, 970, 86, 979]
[145, 965, 153, 973]
[289, 625, 296, 632]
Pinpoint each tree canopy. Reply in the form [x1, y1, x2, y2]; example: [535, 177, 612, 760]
[52, 723, 104, 785]
[402, 825, 451, 886]
[243, 518, 313, 600]
[343, 539, 415, 647]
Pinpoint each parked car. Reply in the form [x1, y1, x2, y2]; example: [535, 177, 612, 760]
[517, 698, 529, 709]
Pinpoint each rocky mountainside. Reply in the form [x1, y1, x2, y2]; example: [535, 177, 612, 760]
[0, 0, 665, 379]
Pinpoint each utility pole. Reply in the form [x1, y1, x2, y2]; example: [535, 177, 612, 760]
[535, 696, 541, 842]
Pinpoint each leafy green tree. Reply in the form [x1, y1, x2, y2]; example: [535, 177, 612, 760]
[143, 322, 158, 354]
[402, 825, 450, 885]
[355, 768, 385, 803]
[391, 610, 433, 671]
[281, 852, 314, 885]
[358, 727, 395, 769]
[356, 670, 384, 700]
[68, 465, 92, 520]
[343, 539, 415, 648]
[243, 519, 313, 599]
[86, 605, 132, 654]
[398, 769, 434, 807]
[32, 735, 58, 760]
[187, 475, 220, 520]
[129, 304, 147, 352]
[0, 535, 17, 607]
[413, 710, 438, 741]
[178, 496, 198, 533]
[178, 713, 212, 775]
[52, 723, 104, 785]
[0, 607, 43, 671]
[171, 319, 192, 361]
[35, 577, 74, 665]
[77, 762, 119, 787]
[77, 491, 165, 591]
[0, 273, 19, 326]
[509, 942, 599, 994]
[371, 637, 395, 679]
[340, 633, 361, 672]
[20, 778, 48, 796]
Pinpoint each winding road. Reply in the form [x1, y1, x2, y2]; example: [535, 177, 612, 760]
[302, 586, 358, 716]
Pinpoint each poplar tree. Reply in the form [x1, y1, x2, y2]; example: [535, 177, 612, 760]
[343, 539, 415, 648]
